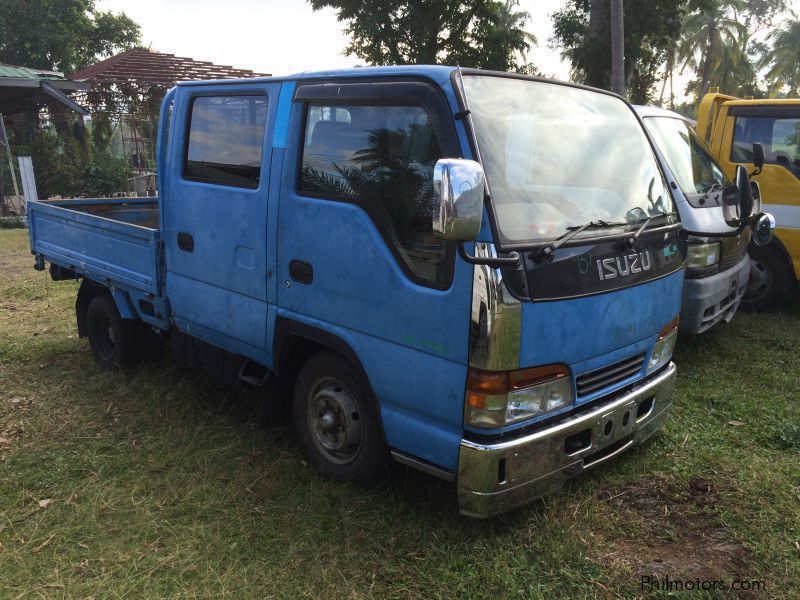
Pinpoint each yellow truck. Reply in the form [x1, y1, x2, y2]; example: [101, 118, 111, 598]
[697, 93, 800, 310]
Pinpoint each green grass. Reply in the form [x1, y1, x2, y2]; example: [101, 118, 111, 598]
[1, 228, 798, 598]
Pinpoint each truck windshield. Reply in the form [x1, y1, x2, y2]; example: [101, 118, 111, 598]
[461, 75, 675, 246]
[643, 115, 726, 195]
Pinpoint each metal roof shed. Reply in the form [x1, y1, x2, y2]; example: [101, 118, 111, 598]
[0, 63, 88, 115]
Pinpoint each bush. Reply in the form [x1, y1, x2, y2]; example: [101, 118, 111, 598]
[8, 123, 131, 199]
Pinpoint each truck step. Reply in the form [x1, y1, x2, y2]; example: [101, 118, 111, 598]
[238, 359, 272, 387]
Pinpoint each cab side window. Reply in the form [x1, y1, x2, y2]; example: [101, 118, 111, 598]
[732, 115, 800, 179]
[299, 103, 449, 286]
[184, 95, 268, 188]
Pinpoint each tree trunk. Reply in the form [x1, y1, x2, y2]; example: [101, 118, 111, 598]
[659, 45, 675, 106]
[699, 29, 717, 97]
[610, 0, 625, 96]
[669, 68, 674, 109]
[589, 0, 604, 43]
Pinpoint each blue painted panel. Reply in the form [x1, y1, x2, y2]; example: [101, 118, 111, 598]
[169, 272, 268, 349]
[272, 82, 295, 149]
[518, 270, 684, 367]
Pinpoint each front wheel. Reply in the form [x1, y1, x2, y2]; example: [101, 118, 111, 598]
[743, 244, 794, 311]
[293, 352, 387, 484]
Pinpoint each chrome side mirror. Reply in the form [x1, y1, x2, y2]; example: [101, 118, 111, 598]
[432, 158, 485, 242]
[750, 180, 761, 216]
[721, 183, 743, 228]
[722, 165, 754, 228]
[752, 212, 776, 246]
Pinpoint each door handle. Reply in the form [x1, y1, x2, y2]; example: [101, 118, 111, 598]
[289, 259, 313, 284]
[177, 232, 194, 253]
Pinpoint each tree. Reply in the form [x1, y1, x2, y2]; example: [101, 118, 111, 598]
[677, 0, 748, 97]
[610, 0, 625, 95]
[552, 0, 687, 103]
[307, 0, 536, 71]
[759, 12, 800, 96]
[0, 0, 140, 74]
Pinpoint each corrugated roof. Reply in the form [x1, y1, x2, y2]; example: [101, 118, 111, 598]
[0, 63, 69, 81]
[0, 62, 87, 114]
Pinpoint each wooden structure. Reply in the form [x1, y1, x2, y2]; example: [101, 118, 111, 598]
[71, 48, 268, 86]
[71, 48, 269, 194]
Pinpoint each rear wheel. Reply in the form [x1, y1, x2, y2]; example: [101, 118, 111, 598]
[744, 244, 794, 311]
[86, 295, 146, 369]
[293, 352, 387, 484]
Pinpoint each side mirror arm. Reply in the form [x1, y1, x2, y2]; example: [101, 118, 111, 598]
[458, 242, 521, 267]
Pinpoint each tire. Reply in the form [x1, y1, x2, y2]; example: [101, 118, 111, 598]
[86, 295, 145, 369]
[743, 243, 794, 311]
[293, 351, 387, 484]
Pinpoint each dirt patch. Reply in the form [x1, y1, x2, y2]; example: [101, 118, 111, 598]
[596, 475, 753, 586]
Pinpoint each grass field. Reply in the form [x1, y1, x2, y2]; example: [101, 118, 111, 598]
[1, 227, 798, 598]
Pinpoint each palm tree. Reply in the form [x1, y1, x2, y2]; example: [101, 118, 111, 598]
[658, 40, 679, 108]
[709, 35, 757, 95]
[495, 0, 538, 66]
[759, 12, 800, 97]
[678, 0, 748, 98]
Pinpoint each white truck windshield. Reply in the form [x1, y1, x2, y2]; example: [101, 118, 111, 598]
[461, 75, 675, 246]
[643, 115, 726, 195]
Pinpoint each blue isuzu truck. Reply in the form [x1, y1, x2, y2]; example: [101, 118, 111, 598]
[26, 66, 764, 517]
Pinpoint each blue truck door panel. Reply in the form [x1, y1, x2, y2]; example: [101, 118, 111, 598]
[164, 82, 281, 355]
[276, 79, 473, 470]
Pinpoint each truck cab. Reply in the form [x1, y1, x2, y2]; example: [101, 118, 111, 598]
[697, 93, 800, 309]
[29, 67, 720, 517]
[636, 105, 750, 333]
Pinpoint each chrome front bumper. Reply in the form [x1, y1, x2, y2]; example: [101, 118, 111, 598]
[457, 362, 677, 518]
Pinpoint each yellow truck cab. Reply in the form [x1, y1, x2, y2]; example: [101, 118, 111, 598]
[697, 93, 800, 309]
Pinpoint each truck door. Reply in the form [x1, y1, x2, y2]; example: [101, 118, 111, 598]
[275, 80, 475, 469]
[164, 82, 281, 358]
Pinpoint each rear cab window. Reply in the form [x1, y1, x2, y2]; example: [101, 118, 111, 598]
[184, 95, 268, 187]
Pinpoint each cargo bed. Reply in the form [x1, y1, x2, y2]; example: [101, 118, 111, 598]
[27, 197, 162, 295]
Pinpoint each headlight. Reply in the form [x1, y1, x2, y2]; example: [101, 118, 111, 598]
[647, 316, 679, 374]
[686, 242, 720, 270]
[466, 365, 573, 428]
[506, 376, 573, 423]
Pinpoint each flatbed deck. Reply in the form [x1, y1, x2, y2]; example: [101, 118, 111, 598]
[27, 197, 161, 295]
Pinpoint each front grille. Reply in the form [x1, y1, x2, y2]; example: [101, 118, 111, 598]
[575, 353, 646, 397]
[719, 232, 748, 271]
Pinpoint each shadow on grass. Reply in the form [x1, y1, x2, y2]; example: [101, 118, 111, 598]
[51, 346, 542, 537]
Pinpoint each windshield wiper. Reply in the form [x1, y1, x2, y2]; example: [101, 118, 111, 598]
[622, 216, 653, 248]
[699, 183, 722, 204]
[536, 220, 626, 260]
[622, 210, 679, 248]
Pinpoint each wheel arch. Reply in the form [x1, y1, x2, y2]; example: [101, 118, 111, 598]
[76, 278, 110, 338]
[752, 235, 795, 278]
[273, 316, 388, 443]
